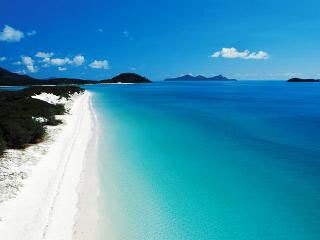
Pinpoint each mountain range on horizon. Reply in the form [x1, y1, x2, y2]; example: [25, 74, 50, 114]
[0, 67, 151, 86]
[164, 74, 237, 81]
[2, 67, 318, 86]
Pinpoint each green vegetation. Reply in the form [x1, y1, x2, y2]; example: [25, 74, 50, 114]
[22, 86, 84, 99]
[0, 129, 5, 155]
[0, 86, 84, 155]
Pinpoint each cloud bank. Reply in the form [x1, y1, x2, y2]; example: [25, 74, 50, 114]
[212, 47, 269, 60]
[58, 67, 67, 71]
[12, 51, 109, 73]
[21, 56, 38, 73]
[0, 25, 24, 42]
[35, 52, 54, 58]
[49, 57, 72, 66]
[89, 60, 109, 69]
[36, 53, 85, 68]
[72, 55, 85, 66]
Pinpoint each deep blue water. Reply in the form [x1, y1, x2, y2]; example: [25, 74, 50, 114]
[86, 81, 320, 240]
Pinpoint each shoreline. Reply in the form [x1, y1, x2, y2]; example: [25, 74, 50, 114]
[73, 93, 100, 240]
[0, 91, 98, 239]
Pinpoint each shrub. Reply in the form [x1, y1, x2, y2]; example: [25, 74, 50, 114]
[0, 117, 45, 148]
[46, 116, 63, 126]
[0, 130, 6, 155]
[54, 104, 66, 115]
[22, 86, 84, 99]
[0, 86, 83, 154]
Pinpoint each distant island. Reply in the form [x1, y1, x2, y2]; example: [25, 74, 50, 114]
[101, 73, 151, 84]
[165, 74, 236, 82]
[288, 78, 320, 82]
[0, 67, 151, 86]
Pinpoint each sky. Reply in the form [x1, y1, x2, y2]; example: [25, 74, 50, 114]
[1, 0, 320, 81]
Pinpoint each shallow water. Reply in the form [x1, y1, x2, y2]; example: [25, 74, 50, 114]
[86, 81, 320, 240]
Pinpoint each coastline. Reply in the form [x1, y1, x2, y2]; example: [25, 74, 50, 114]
[73, 94, 100, 240]
[0, 91, 98, 240]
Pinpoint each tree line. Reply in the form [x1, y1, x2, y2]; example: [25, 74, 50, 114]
[0, 86, 84, 156]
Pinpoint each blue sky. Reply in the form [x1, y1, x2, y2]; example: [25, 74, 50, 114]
[1, 0, 320, 80]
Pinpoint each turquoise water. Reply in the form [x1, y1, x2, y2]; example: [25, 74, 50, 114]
[86, 81, 320, 240]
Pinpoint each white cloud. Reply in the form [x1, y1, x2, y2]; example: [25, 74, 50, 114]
[58, 67, 67, 71]
[35, 51, 54, 58]
[21, 56, 38, 73]
[0, 56, 6, 62]
[26, 64, 37, 73]
[0, 25, 24, 42]
[89, 60, 109, 69]
[50, 57, 72, 66]
[21, 56, 34, 66]
[72, 55, 85, 66]
[27, 30, 36, 36]
[13, 61, 22, 65]
[211, 47, 269, 60]
[246, 51, 269, 59]
[42, 57, 51, 64]
[36, 53, 85, 67]
[211, 52, 221, 58]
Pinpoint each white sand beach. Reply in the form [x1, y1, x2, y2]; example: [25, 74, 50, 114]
[0, 91, 99, 240]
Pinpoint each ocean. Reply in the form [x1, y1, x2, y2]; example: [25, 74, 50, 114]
[87, 81, 320, 240]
